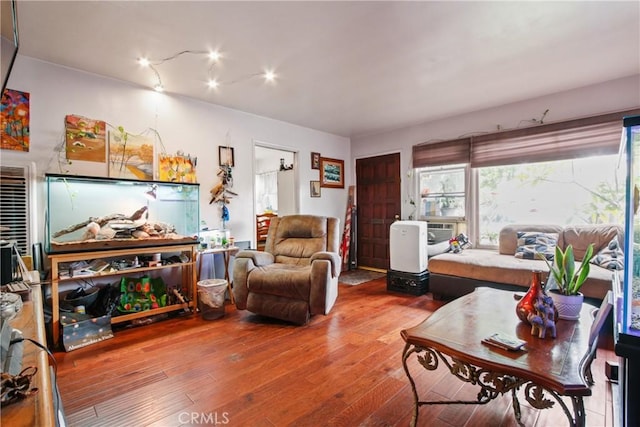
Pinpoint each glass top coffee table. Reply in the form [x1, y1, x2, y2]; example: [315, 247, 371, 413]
[401, 287, 604, 427]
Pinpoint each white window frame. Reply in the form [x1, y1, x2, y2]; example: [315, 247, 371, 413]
[416, 164, 468, 222]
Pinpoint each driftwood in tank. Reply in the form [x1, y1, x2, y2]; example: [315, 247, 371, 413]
[52, 206, 148, 238]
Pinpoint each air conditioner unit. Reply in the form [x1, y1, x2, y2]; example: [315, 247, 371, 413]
[0, 165, 31, 255]
[390, 221, 427, 273]
[427, 222, 456, 244]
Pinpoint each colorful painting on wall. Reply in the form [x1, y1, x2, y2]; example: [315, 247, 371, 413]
[108, 130, 154, 180]
[65, 114, 106, 163]
[0, 89, 30, 152]
[158, 153, 197, 183]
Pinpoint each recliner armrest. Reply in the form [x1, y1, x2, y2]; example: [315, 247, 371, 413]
[236, 250, 275, 266]
[310, 251, 341, 277]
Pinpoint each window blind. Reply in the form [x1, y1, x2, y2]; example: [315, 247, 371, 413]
[412, 108, 640, 169]
[470, 109, 640, 167]
[412, 137, 470, 168]
[0, 165, 30, 255]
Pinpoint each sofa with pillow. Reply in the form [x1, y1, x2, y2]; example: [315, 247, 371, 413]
[428, 224, 623, 302]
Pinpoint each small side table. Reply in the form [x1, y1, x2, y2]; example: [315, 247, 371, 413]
[197, 246, 240, 304]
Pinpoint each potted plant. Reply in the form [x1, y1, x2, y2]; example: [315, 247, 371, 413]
[540, 243, 594, 320]
[439, 197, 456, 216]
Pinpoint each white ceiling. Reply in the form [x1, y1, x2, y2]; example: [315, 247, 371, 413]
[10, 1, 640, 138]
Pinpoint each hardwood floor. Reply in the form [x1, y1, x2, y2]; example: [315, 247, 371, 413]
[54, 278, 617, 426]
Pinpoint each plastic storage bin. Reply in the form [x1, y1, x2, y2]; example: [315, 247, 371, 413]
[197, 279, 227, 320]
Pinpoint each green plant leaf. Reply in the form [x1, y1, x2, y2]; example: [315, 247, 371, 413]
[570, 244, 594, 294]
[564, 245, 575, 292]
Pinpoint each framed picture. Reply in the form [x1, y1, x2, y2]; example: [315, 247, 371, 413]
[1, 89, 30, 152]
[310, 180, 321, 198]
[108, 131, 154, 180]
[158, 153, 197, 183]
[311, 152, 321, 169]
[65, 114, 106, 163]
[219, 146, 235, 167]
[320, 157, 344, 188]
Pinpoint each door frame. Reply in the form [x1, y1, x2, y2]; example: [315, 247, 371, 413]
[252, 140, 299, 244]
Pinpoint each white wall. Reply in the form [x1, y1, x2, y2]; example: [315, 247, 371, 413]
[255, 146, 294, 174]
[351, 74, 640, 219]
[1, 56, 351, 246]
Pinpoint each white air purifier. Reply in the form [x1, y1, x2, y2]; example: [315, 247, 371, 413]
[389, 221, 428, 273]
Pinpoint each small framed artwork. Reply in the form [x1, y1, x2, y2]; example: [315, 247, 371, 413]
[310, 180, 321, 198]
[311, 152, 321, 169]
[320, 157, 344, 188]
[219, 146, 235, 167]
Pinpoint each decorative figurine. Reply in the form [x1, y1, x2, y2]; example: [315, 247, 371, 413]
[527, 292, 557, 339]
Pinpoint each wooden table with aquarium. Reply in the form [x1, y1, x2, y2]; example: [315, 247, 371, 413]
[401, 287, 599, 427]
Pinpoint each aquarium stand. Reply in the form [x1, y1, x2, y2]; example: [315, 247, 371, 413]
[48, 243, 198, 348]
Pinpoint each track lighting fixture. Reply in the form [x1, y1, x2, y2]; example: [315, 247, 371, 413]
[138, 49, 277, 93]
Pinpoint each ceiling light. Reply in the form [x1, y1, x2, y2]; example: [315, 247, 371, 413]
[264, 70, 276, 82]
[138, 49, 278, 93]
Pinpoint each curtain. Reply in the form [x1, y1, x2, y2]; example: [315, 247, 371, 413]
[255, 171, 278, 214]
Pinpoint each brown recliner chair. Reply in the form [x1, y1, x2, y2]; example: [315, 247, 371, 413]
[233, 214, 341, 325]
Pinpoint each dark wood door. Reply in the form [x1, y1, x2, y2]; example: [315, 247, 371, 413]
[356, 153, 401, 270]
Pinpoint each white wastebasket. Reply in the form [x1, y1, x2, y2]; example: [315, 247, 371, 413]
[197, 279, 227, 320]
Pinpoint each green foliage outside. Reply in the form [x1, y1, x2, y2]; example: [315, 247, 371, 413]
[478, 156, 624, 245]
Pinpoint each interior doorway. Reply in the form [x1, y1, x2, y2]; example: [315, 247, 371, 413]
[355, 153, 401, 270]
[253, 145, 299, 244]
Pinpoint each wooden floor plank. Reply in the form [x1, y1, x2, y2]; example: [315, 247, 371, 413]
[54, 278, 615, 426]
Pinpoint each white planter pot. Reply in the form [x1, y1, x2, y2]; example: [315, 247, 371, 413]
[549, 291, 584, 320]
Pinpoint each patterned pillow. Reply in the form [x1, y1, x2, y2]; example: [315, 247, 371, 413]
[514, 231, 558, 260]
[591, 236, 624, 270]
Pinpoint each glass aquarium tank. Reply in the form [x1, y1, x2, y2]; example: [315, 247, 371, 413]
[619, 116, 640, 338]
[616, 114, 640, 427]
[45, 174, 199, 253]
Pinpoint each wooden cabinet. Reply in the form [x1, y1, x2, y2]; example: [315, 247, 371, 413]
[48, 244, 197, 347]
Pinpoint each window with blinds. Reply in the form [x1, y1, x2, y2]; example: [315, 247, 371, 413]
[0, 165, 30, 255]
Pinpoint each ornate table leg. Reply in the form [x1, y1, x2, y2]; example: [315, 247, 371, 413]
[402, 343, 512, 426]
[402, 343, 585, 426]
[571, 396, 586, 427]
[402, 343, 422, 427]
[511, 388, 525, 427]
[523, 383, 586, 427]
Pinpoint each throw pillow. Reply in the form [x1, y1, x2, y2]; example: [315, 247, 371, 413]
[591, 236, 624, 270]
[514, 231, 558, 260]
